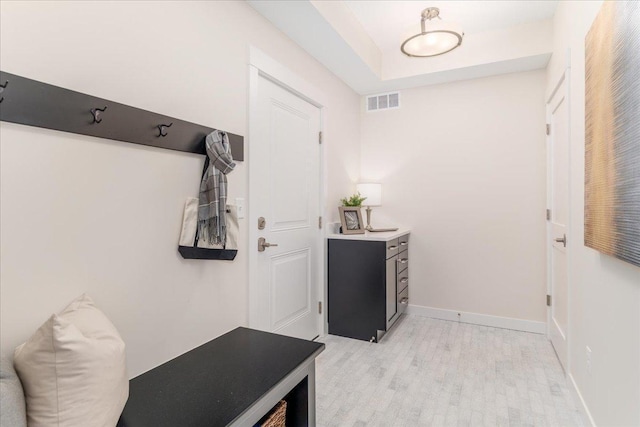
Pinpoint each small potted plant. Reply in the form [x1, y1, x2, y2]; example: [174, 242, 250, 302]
[338, 192, 366, 234]
[340, 192, 366, 207]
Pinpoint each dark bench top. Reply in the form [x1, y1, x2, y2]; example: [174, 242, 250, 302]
[118, 327, 325, 427]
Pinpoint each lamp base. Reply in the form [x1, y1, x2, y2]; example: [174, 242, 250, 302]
[368, 227, 399, 233]
[363, 206, 398, 232]
[364, 206, 373, 230]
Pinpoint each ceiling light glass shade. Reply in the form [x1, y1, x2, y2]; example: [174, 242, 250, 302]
[401, 7, 464, 57]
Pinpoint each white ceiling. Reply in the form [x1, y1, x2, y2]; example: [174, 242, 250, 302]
[344, 1, 559, 53]
[248, 1, 559, 95]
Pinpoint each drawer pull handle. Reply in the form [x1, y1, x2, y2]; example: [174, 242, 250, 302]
[400, 297, 409, 305]
[398, 258, 408, 264]
[400, 278, 408, 283]
[400, 241, 408, 246]
[388, 245, 398, 250]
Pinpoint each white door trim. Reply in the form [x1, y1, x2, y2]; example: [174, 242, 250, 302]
[250, 47, 328, 108]
[546, 48, 572, 373]
[248, 47, 327, 338]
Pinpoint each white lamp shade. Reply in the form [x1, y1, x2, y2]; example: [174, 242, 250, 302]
[357, 183, 382, 206]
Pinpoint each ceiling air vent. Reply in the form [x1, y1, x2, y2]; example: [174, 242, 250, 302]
[366, 92, 400, 112]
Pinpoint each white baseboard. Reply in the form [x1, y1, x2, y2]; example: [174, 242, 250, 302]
[406, 304, 547, 334]
[568, 373, 596, 427]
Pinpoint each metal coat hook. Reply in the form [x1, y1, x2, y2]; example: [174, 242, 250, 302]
[0, 80, 7, 103]
[158, 122, 173, 137]
[90, 106, 108, 124]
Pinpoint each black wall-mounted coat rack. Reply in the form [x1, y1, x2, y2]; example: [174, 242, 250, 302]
[0, 70, 243, 261]
[0, 71, 244, 160]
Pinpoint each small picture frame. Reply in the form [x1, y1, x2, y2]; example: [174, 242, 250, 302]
[339, 206, 365, 235]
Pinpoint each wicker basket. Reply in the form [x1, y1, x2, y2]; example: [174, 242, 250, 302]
[260, 400, 287, 427]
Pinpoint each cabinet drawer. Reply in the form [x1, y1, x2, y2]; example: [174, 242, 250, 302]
[397, 271, 409, 293]
[396, 252, 409, 273]
[386, 238, 399, 259]
[398, 287, 408, 315]
[398, 234, 410, 253]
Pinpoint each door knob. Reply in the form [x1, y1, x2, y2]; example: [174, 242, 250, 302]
[258, 237, 278, 252]
[555, 234, 567, 247]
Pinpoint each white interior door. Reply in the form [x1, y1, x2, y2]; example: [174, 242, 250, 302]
[547, 69, 570, 371]
[249, 72, 321, 340]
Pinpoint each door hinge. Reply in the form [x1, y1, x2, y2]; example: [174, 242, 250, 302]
[546, 124, 551, 136]
[546, 209, 551, 220]
[547, 295, 552, 306]
[318, 216, 322, 229]
[319, 131, 322, 144]
[318, 301, 322, 314]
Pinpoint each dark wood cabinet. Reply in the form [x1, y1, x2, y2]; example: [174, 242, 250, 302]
[328, 231, 410, 342]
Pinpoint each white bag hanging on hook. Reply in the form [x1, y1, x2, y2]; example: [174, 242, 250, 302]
[178, 198, 237, 250]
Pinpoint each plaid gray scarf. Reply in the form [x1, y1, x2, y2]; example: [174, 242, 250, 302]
[198, 130, 236, 246]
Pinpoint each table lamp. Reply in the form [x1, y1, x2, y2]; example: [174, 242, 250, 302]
[356, 183, 381, 231]
[357, 183, 398, 232]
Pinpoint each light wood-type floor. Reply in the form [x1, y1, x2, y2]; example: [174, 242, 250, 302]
[316, 315, 583, 426]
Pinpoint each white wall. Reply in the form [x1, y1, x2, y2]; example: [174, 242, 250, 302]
[0, 1, 360, 377]
[360, 70, 548, 324]
[547, 2, 640, 425]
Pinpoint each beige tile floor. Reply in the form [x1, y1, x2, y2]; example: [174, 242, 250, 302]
[316, 315, 583, 427]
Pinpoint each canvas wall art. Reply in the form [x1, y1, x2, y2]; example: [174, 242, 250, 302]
[585, 1, 640, 267]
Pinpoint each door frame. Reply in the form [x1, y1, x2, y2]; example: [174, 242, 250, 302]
[546, 49, 571, 372]
[248, 46, 328, 338]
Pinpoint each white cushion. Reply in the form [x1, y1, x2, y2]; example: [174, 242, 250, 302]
[13, 294, 128, 427]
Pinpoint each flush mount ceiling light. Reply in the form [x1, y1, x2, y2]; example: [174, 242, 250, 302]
[401, 7, 464, 57]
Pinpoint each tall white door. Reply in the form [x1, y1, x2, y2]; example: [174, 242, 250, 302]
[547, 70, 570, 371]
[249, 72, 321, 340]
